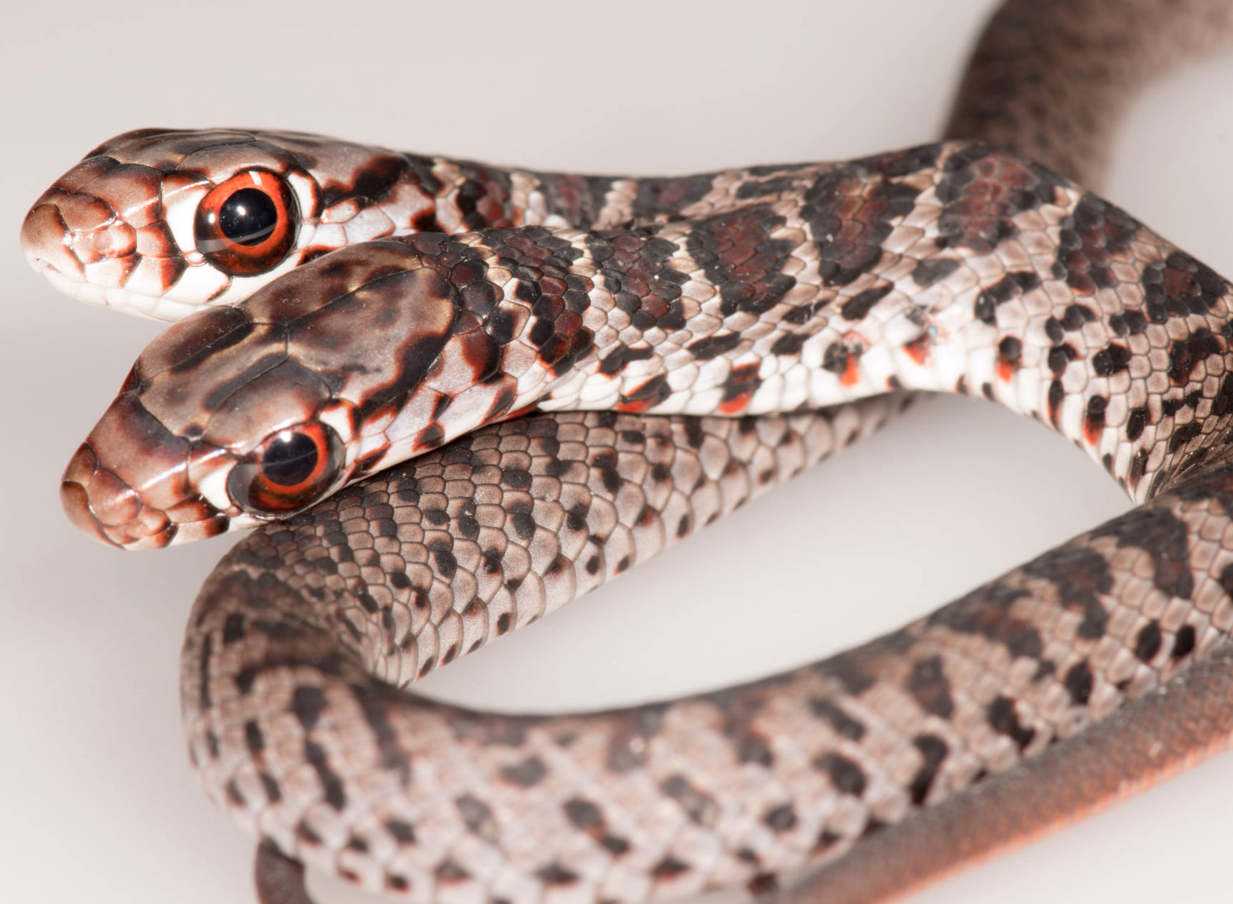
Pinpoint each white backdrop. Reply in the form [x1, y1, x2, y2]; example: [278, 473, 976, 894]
[2, 2, 1232, 902]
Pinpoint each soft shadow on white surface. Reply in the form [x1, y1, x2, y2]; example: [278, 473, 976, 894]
[2, 2, 1232, 904]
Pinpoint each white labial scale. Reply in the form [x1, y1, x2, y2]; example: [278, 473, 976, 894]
[121, 256, 174, 301]
[106, 285, 145, 314]
[82, 257, 128, 291]
[355, 429, 391, 464]
[162, 260, 230, 305]
[39, 268, 91, 306]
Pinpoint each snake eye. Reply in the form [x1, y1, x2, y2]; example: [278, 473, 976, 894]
[226, 422, 344, 516]
[194, 169, 298, 276]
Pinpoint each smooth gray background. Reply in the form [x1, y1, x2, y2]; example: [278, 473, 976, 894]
[2, 1, 1232, 902]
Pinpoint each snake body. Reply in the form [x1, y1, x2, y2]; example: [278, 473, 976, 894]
[20, 2, 1233, 902]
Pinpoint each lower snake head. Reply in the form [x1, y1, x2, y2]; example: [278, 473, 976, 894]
[60, 239, 527, 549]
[20, 128, 447, 322]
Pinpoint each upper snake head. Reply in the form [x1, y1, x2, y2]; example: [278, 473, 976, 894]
[20, 128, 430, 322]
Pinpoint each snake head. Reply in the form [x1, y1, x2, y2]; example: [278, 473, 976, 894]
[21, 128, 447, 322]
[60, 239, 526, 549]
[60, 298, 350, 549]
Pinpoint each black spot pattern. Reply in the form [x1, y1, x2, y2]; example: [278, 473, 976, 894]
[685, 206, 797, 317]
[801, 147, 936, 287]
[906, 656, 954, 718]
[813, 753, 867, 797]
[936, 147, 1063, 252]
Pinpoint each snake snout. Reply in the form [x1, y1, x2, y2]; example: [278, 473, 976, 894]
[21, 188, 144, 305]
[60, 393, 237, 550]
[60, 441, 177, 550]
[22, 158, 180, 315]
[20, 200, 85, 280]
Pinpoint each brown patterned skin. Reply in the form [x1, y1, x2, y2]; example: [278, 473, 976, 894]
[150, 144, 1233, 904]
[186, 404, 906, 901]
[181, 398, 1233, 904]
[26, 1, 1233, 902]
[945, 0, 1233, 190]
[780, 643, 1233, 904]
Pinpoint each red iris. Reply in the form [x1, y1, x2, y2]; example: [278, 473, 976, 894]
[227, 422, 343, 515]
[193, 169, 298, 276]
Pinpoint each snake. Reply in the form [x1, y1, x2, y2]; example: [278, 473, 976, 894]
[19, 1, 1233, 902]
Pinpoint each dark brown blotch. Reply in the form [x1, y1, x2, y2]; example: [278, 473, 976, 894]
[660, 774, 719, 827]
[908, 734, 948, 806]
[500, 756, 547, 787]
[906, 655, 954, 718]
[986, 696, 1035, 751]
[813, 752, 867, 797]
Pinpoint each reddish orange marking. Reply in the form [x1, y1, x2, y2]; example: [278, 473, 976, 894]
[840, 354, 861, 387]
[719, 363, 762, 414]
[1083, 418, 1103, 446]
[616, 398, 656, 414]
[903, 335, 930, 365]
[996, 359, 1016, 382]
[505, 403, 539, 421]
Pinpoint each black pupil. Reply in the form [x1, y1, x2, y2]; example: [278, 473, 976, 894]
[261, 432, 318, 486]
[219, 188, 278, 246]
